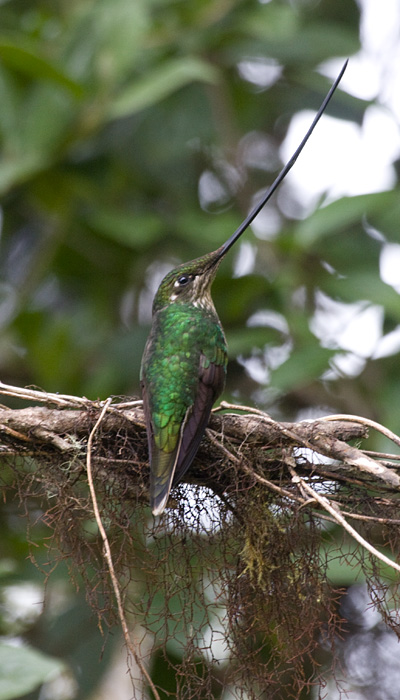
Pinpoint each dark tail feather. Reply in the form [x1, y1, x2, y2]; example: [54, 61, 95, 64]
[150, 473, 173, 516]
[149, 444, 180, 516]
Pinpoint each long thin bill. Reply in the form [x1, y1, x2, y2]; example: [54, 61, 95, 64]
[217, 59, 348, 260]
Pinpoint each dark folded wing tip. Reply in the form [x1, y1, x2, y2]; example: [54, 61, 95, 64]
[150, 474, 173, 514]
[150, 473, 174, 516]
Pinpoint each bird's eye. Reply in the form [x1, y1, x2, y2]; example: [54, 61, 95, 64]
[175, 274, 193, 288]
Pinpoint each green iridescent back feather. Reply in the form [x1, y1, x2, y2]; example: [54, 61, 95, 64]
[142, 303, 227, 454]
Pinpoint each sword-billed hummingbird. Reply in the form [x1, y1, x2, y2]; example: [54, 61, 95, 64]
[141, 61, 348, 516]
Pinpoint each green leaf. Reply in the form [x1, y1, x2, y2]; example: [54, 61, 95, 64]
[109, 57, 219, 119]
[87, 209, 164, 249]
[0, 83, 75, 193]
[0, 40, 83, 97]
[0, 642, 66, 700]
[0, 154, 47, 195]
[324, 272, 400, 320]
[66, 0, 148, 82]
[243, 11, 359, 64]
[271, 343, 334, 391]
[294, 191, 400, 248]
[0, 66, 21, 149]
[91, 0, 149, 78]
[227, 327, 281, 356]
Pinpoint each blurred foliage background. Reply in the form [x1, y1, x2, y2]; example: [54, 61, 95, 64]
[1, 0, 400, 698]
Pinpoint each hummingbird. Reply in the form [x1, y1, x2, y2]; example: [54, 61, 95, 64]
[140, 60, 348, 516]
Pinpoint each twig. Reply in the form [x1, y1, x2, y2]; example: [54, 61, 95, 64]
[290, 468, 400, 576]
[0, 381, 92, 407]
[243, 465, 305, 505]
[363, 450, 400, 461]
[307, 433, 400, 488]
[218, 402, 400, 489]
[86, 399, 160, 700]
[320, 414, 400, 449]
[0, 381, 142, 412]
[341, 511, 400, 526]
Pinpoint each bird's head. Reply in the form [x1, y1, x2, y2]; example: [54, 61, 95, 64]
[152, 245, 226, 314]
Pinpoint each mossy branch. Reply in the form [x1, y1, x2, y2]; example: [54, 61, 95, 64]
[2, 381, 400, 698]
[1, 380, 400, 507]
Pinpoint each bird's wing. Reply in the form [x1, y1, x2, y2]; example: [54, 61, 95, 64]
[142, 346, 226, 516]
[141, 373, 184, 516]
[171, 350, 226, 487]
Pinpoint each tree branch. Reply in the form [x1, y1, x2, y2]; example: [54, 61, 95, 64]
[1, 382, 400, 511]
